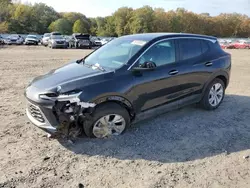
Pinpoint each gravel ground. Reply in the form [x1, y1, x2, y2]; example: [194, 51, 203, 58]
[0, 45, 249, 188]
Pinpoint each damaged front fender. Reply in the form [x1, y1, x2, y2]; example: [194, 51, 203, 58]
[40, 91, 96, 137]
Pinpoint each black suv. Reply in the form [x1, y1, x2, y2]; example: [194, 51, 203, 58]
[25, 33, 231, 138]
[68, 33, 92, 49]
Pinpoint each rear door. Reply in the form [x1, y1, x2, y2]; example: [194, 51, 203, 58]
[175, 38, 213, 99]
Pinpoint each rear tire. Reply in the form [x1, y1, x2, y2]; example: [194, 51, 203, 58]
[83, 103, 130, 138]
[200, 78, 225, 110]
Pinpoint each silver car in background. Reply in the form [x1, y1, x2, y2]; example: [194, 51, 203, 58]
[48, 34, 67, 49]
[4, 34, 24, 45]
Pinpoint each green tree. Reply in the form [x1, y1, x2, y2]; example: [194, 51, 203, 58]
[0, 21, 8, 33]
[129, 6, 155, 34]
[73, 19, 88, 33]
[31, 3, 59, 34]
[62, 12, 90, 32]
[95, 17, 107, 36]
[0, 0, 12, 23]
[89, 18, 97, 35]
[8, 3, 33, 33]
[153, 8, 169, 32]
[49, 18, 72, 35]
[113, 7, 133, 36]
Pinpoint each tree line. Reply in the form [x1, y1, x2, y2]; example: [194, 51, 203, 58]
[1, 0, 250, 37]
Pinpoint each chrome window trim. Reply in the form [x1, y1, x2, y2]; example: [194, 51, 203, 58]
[127, 36, 217, 70]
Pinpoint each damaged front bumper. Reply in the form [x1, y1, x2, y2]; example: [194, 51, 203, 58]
[25, 86, 95, 135]
[26, 100, 58, 133]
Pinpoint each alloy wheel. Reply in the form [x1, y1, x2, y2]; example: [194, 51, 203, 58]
[92, 114, 126, 138]
[209, 83, 224, 107]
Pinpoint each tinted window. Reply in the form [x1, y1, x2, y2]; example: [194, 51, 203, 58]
[138, 40, 176, 67]
[201, 40, 209, 53]
[179, 39, 202, 60]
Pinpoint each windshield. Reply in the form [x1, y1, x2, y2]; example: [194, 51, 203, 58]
[27, 35, 37, 39]
[84, 37, 149, 69]
[44, 33, 50, 37]
[51, 35, 63, 39]
[9, 35, 19, 39]
[75, 35, 89, 39]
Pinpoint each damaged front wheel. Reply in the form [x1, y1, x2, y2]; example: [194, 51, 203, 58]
[83, 103, 130, 138]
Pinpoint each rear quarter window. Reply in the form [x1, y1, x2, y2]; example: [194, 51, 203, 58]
[201, 40, 210, 53]
[179, 39, 202, 60]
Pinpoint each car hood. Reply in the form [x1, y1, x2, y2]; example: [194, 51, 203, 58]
[30, 61, 106, 91]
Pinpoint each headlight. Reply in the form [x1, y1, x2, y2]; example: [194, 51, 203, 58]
[39, 90, 82, 101]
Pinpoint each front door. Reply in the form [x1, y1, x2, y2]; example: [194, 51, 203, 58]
[128, 39, 183, 113]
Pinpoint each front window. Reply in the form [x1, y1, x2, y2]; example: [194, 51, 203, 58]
[51, 35, 63, 39]
[27, 35, 37, 39]
[84, 38, 149, 69]
[75, 35, 90, 40]
[137, 40, 176, 67]
[9, 34, 19, 39]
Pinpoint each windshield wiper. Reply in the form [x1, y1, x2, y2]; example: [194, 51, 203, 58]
[76, 58, 85, 64]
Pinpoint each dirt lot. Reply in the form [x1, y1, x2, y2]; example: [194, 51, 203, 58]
[0, 45, 249, 188]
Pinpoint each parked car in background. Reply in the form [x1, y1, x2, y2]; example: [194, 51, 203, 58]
[92, 37, 102, 46]
[0, 35, 4, 45]
[24, 35, 39, 45]
[100, 38, 111, 46]
[25, 33, 231, 138]
[41, 33, 51, 46]
[64, 35, 71, 47]
[48, 33, 67, 49]
[4, 34, 24, 45]
[219, 42, 228, 49]
[68, 33, 92, 49]
[233, 41, 250, 49]
[226, 42, 236, 49]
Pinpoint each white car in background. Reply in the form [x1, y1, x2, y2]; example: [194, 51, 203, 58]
[100, 38, 111, 45]
[24, 35, 39, 45]
[41, 33, 51, 46]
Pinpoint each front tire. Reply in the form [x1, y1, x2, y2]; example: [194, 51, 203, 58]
[200, 78, 225, 110]
[83, 103, 130, 138]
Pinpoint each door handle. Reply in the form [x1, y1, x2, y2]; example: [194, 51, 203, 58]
[169, 70, 179, 75]
[205, 62, 213, 67]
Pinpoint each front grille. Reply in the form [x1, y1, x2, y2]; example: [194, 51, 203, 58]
[56, 41, 64, 44]
[28, 103, 45, 123]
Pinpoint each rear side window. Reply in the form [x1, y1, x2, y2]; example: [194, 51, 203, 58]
[201, 40, 210, 53]
[179, 39, 202, 60]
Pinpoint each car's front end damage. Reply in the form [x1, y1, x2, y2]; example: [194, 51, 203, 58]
[24, 60, 104, 137]
[25, 87, 96, 137]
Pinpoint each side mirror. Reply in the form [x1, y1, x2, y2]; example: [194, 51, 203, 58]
[132, 61, 157, 71]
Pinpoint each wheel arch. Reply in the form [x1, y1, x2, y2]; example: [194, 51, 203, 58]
[202, 71, 229, 95]
[92, 95, 135, 120]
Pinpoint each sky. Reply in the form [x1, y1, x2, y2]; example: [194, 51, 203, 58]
[21, 0, 250, 17]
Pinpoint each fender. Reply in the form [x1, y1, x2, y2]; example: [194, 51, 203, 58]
[202, 70, 229, 96]
[91, 93, 134, 115]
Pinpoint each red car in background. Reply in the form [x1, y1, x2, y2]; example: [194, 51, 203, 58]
[233, 41, 250, 49]
[219, 42, 228, 49]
